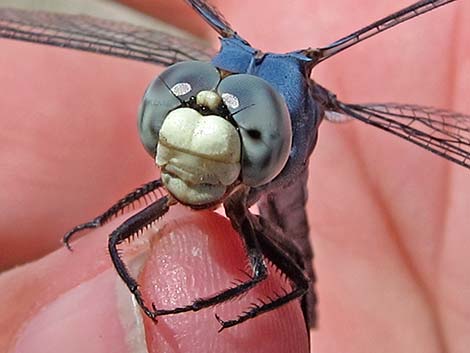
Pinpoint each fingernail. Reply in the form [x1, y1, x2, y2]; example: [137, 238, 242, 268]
[13, 265, 148, 353]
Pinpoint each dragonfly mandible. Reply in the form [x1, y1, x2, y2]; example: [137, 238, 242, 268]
[0, 0, 468, 339]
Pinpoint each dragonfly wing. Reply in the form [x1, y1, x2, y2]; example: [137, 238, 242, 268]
[184, 0, 249, 44]
[324, 110, 354, 123]
[304, 0, 457, 63]
[0, 7, 213, 66]
[334, 101, 470, 169]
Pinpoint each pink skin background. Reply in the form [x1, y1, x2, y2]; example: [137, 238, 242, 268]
[1, 0, 469, 352]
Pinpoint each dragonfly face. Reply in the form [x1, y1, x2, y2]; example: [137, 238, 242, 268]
[1, 0, 466, 344]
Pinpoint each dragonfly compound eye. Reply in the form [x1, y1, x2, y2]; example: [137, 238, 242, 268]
[138, 61, 220, 156]
[218, 74, 292, 187]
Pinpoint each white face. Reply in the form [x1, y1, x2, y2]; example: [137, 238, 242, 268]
[156, 105, 241, 205]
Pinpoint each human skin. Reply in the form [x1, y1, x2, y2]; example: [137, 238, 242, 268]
[0, 0, 469, 352]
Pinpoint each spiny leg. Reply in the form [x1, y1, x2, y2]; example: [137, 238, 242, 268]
[63, 179, 164, 250]
[153, 186, 268, 317]
[215, 213, 310, 331]
[108, 196, 171, 319]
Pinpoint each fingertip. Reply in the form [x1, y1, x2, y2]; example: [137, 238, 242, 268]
[140, 207, 310, 353]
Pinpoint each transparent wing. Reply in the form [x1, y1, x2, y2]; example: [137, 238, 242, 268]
[185, 0, 249, 44]
[335, 102, 470, 169]
[0, 7, 213, 66]
[304, 0, 456, 63]
[324, 110, 353, 123]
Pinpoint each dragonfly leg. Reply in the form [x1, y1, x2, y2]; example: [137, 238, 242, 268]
[108, 196, 171, 320]
[153, 186, 268, 317]
[215, 213, 310, 332]
[63, 179, 164, 250]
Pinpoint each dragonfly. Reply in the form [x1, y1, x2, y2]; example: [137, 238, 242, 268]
[0, 0, 468, 336]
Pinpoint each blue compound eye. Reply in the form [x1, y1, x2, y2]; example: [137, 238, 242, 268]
[138, 61, 220, 156]
[218, 74, 292, 187]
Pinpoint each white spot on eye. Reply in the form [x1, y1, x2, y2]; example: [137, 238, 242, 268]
[171, 82, 191, 96]
[222, 93, 239, 109]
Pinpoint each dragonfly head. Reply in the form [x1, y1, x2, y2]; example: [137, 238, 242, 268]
[138, 61, 292, 207]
